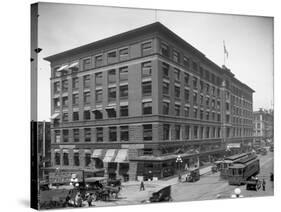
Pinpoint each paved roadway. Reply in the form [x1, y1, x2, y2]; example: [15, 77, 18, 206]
[77, 150, 274, 207]
[171, 150, 274, 201]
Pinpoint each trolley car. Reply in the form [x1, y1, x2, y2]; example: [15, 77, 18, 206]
[228, 154, 260, 185]
[218, 153, 251, 179]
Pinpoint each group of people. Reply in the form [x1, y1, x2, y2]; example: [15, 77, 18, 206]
[64, 191, 96, 207]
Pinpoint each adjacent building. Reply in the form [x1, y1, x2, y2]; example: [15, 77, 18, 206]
[253, 108, 273, 145]
[44, 22, 254, 181]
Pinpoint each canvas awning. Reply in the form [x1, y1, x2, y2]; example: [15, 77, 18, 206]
[103, 149, 117, 162]
[51, 113, 60, 119]
[91, 149, 103, 158]
[57, 64, 69, 71]
[114, 149, 128, 163]
[68, 62, 79, 69]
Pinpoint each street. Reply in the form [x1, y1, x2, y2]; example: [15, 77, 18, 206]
[111, 151, 274, 206]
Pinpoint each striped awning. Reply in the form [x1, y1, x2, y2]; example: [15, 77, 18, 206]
[91, 149, 103, 158]
[103, 149, 117, 162]
[57, 64, 69, 71]
[114, 149, 128, 163]
[51, 113, 60, 119]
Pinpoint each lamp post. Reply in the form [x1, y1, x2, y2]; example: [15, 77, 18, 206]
[231, 187, 243, 198]
[176, 155, 183, 181]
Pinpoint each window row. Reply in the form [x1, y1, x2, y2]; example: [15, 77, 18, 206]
[54, 151, 92, 167]
[161, 62, 221, 97]
[160, 41, 222, 86]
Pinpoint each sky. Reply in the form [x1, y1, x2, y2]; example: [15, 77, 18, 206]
[37, 2, 273, 121]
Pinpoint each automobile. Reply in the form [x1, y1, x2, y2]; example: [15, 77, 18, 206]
[107, 178, 122, 187]
[148, 185, 172, 202]
[269, 145, 274, 152]
[260, 148, 267, 155]
[245, 177, 261, 191]
[185, 168, 200, 182]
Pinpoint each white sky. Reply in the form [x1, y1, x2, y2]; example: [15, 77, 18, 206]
[37, 3, 273, 121]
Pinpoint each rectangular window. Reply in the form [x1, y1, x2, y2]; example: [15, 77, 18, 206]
[193, 93, 197, 105]
[143, 101, 152, 115]
[175, 125, 181, 140]
[73, 129, 79, 142]
[184, 89, 190, 102]
[72, 94, 78, 105]
[163, 102, 169, 115]
[62, 112, 68, 122]
[95, 72, 103, 86]
[200, 109, 204, 120]
[160, 42, 169, 57]
[200, 80, 204, 92]
[142, 81, 152, 96]
[142, 61, 152, 78]
[193, 108, 198, 118]
[175, 104, 180, 116]
[200, 95, 204, 105]
[55, 130, 60, 143]
[183, 57, 190, 68]
[205, 127, 210, 138]
[84, 91, 90, 104]
[83, 75, 90, 88]
[184, 73, 189, 86]
[185, 126, 190, 139]
[206, 111, 209, 120]
[120, 85, 128, 99]
[120, 126, 129, 142]
[175, 86, 180, 98]
[217, 128, 221, 137]
[62, 96, 68, 107]
[193, 126, 198, 139]
[63, 129, 69, 142]
[193, 77, 198, 89]
[163, 82, 169, 95]
[55, 152, 60, 165]
[96, 127, 103, 142]
[74, 152, 80, 166]
[84, 110, 91, 120]
[72, 77, 79, 90]
[73, 111, 79, 121]
[143, 124, 152, 141]
[162, 62, 169, 78]
[107, 108, 116, 118]
[62, 80, 68, 92]
[108, 87, 116, 102]
[192, 61, 198, 71]
[84, 128, 91, 142]
[119, 66, 128, 81]
[163, 124, 170, 140]
[95, 89, 102, 102]
[120, 105, 128, 117]
[173, 50, 180, 63]
[108, 69, 116, 84]
[217, 114, 221, 122]
[109, 127, 117, 142]
[119, 48, 129, 59]
[54, 98, 60, 109]
[63, 153, 69, 166]
[206, 83, 209, 93]
[184, 106, 189, 117]
[54, 82, 60, 93]
[142, 41, 152, 53]
[94, 110, 103, 120]
[174, 68, 180, 81]
[83, 58, 91, 70]
[85, 153, 91, 167]
[107, 51, 117, 64]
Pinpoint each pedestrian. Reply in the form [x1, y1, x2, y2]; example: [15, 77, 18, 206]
[86, 193, 93, 207]
[270, 173, 274, 182]
[262, 179, 266, 191]
[140, 180, 145, 191]
[75, 192, 83, 207]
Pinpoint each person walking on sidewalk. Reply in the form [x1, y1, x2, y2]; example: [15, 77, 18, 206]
[140, 180, 145, 191]
[262, 179, 266, 191]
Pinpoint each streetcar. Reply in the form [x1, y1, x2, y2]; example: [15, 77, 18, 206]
[219, 153, 251, 179]
[227, 154, 260, 185]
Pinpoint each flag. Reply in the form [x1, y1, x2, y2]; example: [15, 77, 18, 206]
[223, 41, 229, 58]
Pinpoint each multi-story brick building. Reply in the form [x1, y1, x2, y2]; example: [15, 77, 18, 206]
[44, 22, 254, 181]
[253, 108, 273, 145]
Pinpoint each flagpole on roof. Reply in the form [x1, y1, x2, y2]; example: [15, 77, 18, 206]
[223, 40, 226, 66]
